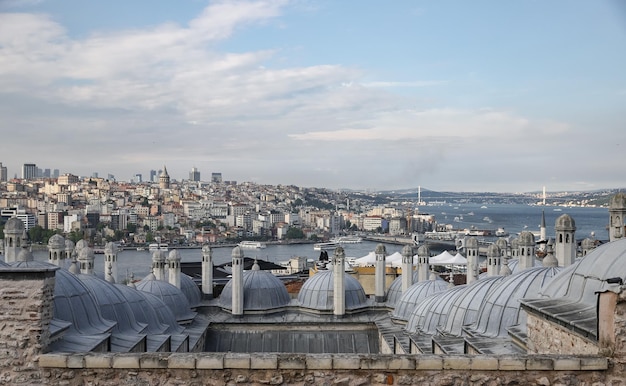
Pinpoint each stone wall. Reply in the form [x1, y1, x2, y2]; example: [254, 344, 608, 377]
[0, 267, 57, 385]
[526, 313, 600, 355]
[39, 352, 613, 386]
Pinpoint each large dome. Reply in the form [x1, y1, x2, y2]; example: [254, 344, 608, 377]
[136, 275, 197, 323]
[406, 284, 467, 335]
[180, 273, 202, 309]
[113, 284, 179, 334]
[219, 269, 291, 311]
[465, 266, 561, 337]
[385, 269, 421, 308]
[391, 278, 448, 322]
[297, 270, 367, 311]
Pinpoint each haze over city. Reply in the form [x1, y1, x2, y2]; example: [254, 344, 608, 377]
[0, 0, 625, 192]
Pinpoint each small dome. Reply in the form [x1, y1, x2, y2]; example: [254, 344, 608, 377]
[298, 270, 367, 311]
[17, 248, 34, 262]
[48, 234, 65, 249]
[507, 257, 542, 274]
[220, 269, 290, 311]
[465, 266, 561, 337]
[231, 246, 244, 259]
[465, 237, 479, 249]
[168, 249, 181, 262]
[75, 239, 89, 253]
[78, 246, 94, 262]
[64, 239, 75, 251]
[440, 276, 504, 336]
[510, 238, 519, 249]
[401, 244, 414, 258]
[391, 279, 448, 322]
[77, 274, 147, 334]
[581, 237, 597, 249]
[180, 273, 202, 308]
[495, 238, 508, 253]
[555, 213, 576, 231]
[609, 193, 626, 210]
[136, 276, 197, 323]
[3, 217, 24, 233]
[138, 290, 185, 334]
[417, 245, 430, 256]
[518, 231, 535, 246]
[385, 269, 421, 308]
[104, 242, 118, 254]
[152, 250, 165, 262]
[113, 284, 180, 334]
[486, 244, 500, 257]
[406, 284, 467, 335]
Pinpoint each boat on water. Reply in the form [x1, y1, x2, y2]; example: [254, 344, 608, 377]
[148, 243, 169, 252]
[313, 242, 340, 251]
[238, 241, 267, 249]
[495, 227, 509, 237]
[330, 236, 363, 244]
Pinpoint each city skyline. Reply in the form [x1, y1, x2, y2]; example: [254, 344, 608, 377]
[0, 1, 625, 192]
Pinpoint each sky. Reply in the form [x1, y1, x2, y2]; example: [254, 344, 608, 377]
[0, 0, 625, 192]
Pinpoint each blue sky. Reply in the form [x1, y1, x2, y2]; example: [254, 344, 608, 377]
[0, 0, 624, 192]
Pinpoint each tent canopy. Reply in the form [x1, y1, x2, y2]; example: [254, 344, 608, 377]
[429, 251, 467, 265]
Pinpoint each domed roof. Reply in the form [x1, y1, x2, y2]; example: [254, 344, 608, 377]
[77, 274, 147, 334]
[539, 239, 626, 305]
[152, 250, 165, 262]
[180, 273, 202, 308]
[104, 242, 118, 254]
[136, 276, 197, 323]
[406, 284, 467, 335]
[391, 279, 449, 322]
[486, 244, 500, 257]
[507, 257, 542, 274]
[64, 239, 75, 251]
[518, 231, 535, 246]
[555, 213, 576, 230]
[168, 249, 181, 262]
[465, 237, 478, 248]
[138, 290, 185, 334]
[581, 237, 597, 249]
[4, 217, 24, 233]
[465, 266, 561, 337]
[417, 245, 429, 256]
[510, 238, 519, 249]
[113, 284, 180, 334]
[439, 276, 504, 336]
[385, 269, 421, 307]
[220, 269, 291, 311]
[609, 193, 626, 210]
[78, 246, 94, 262]
[48, 234, 65, 249]
[298, 270, 367, 311]
[495, 238, 508, 251]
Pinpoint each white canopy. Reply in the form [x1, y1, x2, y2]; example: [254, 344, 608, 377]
[354, 250, 405, 267]
[429, 250, 467, 265]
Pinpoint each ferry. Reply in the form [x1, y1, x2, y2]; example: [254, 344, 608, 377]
[238, 241, 267, 249]
[330, 236, 363, 244]
[148, 243, 169, 252]
[313, 242, 340, 251]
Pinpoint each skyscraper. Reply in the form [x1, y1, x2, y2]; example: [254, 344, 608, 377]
[0, 162, 7, 182]
[189, 167, 201, 182]
[22, 163, 37, 180]
[149, 170, 157, 182]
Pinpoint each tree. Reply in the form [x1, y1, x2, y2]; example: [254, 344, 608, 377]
[285, 227, 305, 240]
[126, 223, 137, 233]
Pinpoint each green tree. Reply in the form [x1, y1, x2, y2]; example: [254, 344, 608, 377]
[285, 227, 305, 240]
[126, 223, 137, 233]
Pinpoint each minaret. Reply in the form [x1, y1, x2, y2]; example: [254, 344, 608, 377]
[465, 237, 479, 284]
[3, 217, 25, 263]
[486, 244, 501, 277]
[47, 234, 65, 267]
[152, 250, 166, 281]
[401, 245, 414, 292]
[374, 244, 387, 302]
[104, 241, 118, 283]
[201, 244, 214, 299]
[555, 214, 576, 267]
[78, 246, 95, 275]
[167, 249, 182, 289]
[609, 193, 626, 242]
[540, 210, 547, 242]
[332, 247, 346, 317]
[417, 244, 430, 282]
[231, 246, 244, 317]
[518, 231, 536, 270]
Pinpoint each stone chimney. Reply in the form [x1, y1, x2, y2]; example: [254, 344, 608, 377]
[466, 237, 479, 284]
[518, 231, 536, 270]
[333, 247, 346, 317]
[487, 244, 501, 277]
[555, 214, 576, 267]
[202, 244, 213, 300]
[151, 250, 166, 281]
[78, 246, 95, 275]
[104, 241, 118, 283]
[167, 249, 182, 289]
[375, 244, 387, 302]
[417, 244, 430, 282]
[401, 245, 414, 292]
[231, 246, 244, 317]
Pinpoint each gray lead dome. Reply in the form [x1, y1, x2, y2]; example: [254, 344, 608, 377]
[219, 269, 291, 311]
[298, 270, 367, 311]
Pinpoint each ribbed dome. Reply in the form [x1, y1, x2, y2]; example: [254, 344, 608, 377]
[113, 284, 177, 334]
[465, 237, 478, 249]
[487, 244, 500, 257]
[406, 284, 467, 334]
[439, 276, 504, 336]
[465, 266, 561, 337]
[495, 238, 508, 252]
[518, 231, 535, 246]
[136, 276, 197, 323]
[297, 270, 367, 311]
[75, 239, 89, 252]
[4, 217, 24, 233]
[385, 269, 420, 307]
[220, 269, 290, 311]
[48, 234, 65, 249]
[555, 213, 576, 230]
[180, 273, 202, 308]
[64, 239, 75, 251]
[138, 290, 185, 334]
[391, 279, 448, 322]
[77, 274, 147, 334]
[507, 257, 542, 274]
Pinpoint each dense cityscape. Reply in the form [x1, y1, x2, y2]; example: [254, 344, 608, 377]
[0, 161, 621, 248]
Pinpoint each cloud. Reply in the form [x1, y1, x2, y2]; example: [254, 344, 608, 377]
[362, 80, 447, 88]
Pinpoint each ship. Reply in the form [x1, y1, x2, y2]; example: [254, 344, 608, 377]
[330, 236, 363, 244]
[238, 241, 267, 249]
[148, 243, 169, 252]
[313, 242, 340, 251]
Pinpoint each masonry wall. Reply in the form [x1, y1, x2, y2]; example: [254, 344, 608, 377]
[526, 313, 600, 355]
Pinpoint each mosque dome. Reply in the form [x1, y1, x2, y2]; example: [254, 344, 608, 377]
[77, 274, 148, 334]
[406, 284, 467, 335]
[104, 241, 118, 254]
[465, 237, 479, 249]
[180, 273, 202, 308]
[298, 270, 367, 312]
[518, 231, 535, 246]
[220, 269, 291, 312]
[48, 234, 65, 249]
[609, 192, 626, 209]
[113, 284, 178, 334]
[138, 290, 185, 334]
[385, 269, 421, 308]
[555, 213, 576, 230]
[507, 257, 542, 274]
[391, 278, 448, 322]
[465, 266, 562, 338]
[136, 275, 197, 324]
[4, 217, 24, 233]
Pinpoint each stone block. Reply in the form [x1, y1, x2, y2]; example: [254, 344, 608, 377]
[580, 356, 608, 370]
[553, 357, 580, 371]
[224, 353, 250, 369]
[140, 354, 168, 369]
[67, 354, 84, 369]
[278, 355, 306, 369]
[251, 354, 277, 369]
[196, 354, 224, 369]
[443, 356, 471, 370]
[305, 355, 333, 370]
[526, 357, 553, 371]
[84, 354, 112, 368]
[360, 356, 391, 369]
[112, 355, 140, 369]
[388, 356, 415, 370]
[38, 354, 68, 368]
[498, 356, 526, 371]
[416, 356, 443, 370]
[470, 356, 498, 370]
[168, 354, 196, 369]
[333, 355, 360, 369]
